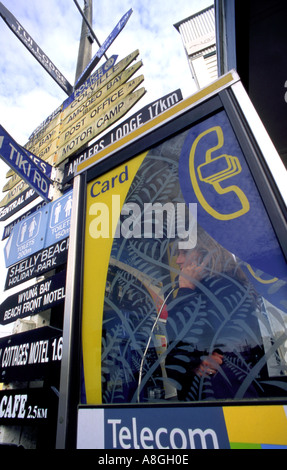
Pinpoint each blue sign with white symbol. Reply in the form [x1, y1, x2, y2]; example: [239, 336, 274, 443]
[45, 191, 73, 247]
[4, 190, 73, 267]
[4, 206, 49, 267]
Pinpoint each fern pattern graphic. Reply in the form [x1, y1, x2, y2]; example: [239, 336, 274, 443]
[99, 132, 287, 404]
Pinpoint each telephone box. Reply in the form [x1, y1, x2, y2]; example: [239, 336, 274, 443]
[56, 71, 287, 449]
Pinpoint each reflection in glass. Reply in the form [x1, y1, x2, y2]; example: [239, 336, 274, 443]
[101, 131, 287, 404]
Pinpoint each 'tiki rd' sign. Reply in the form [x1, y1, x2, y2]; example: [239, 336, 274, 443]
[0, 125, 53, 202]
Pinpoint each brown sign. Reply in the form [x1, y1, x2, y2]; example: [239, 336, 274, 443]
[54, 88, 146, 166]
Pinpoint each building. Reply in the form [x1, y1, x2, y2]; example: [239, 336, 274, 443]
[174, 5, 218, 90]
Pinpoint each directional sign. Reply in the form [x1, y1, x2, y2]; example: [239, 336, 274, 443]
[0, 387, 58, 424]
[0, 270, 66, 325]
[4, 204, 49, 267]
[2, 200, 47, 240]
[28, 104, 63, 143]
[63, 89, 183, 182]
[0, 2, 73, 95]
[66, 51, 139, 112]
[0, 187, 38, 221]
[22, 145, 54, 179]
[2, 173, 20, 192]
[75, 8, 133, 89]
[0, 179, 29, 208]
[4, 189, 72, 267]
[2, 149, 53, 192]
[63, 55, 118, 109]
[14, 51, 142, 170]
[62, 62, 143, 125]
[0, 326, 63, 382]
[61, 76, 144, 137]
[0, 125, 53, 201]
[5, 237, 69, 290]
[45, 190, 73, 247]
[54, 88, 146, 166]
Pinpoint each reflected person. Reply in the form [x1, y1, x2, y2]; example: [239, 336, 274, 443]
[165, 231, 266, 401]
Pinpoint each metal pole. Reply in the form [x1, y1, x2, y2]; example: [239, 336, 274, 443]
[73, 0, 109, 60]
[55, 174, 86, 449]
[74, 0, 94, 83]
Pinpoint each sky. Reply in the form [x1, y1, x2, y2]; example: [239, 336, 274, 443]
[0, 0, 213, 335]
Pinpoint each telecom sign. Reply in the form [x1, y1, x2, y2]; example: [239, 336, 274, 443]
[0, 2, 73, 95]
[77, 405, 287, 449]
[0, 125, 53, 202]
[77, 406, 230, 449]
[4, 189, 72, 267]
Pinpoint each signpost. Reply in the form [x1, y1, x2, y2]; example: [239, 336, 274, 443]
[0, 270, 66, 325]
[0, 187, 38, 221]
[0, 387, 58, 425]
[4, 189, 72, 267]
[13, 50, 145, 170]
[0, 326, 63, 382]
[74, 8, 133, 89]
[63, 89, 183, 183]
[0, 125, 53, 202]
[0, 2, 73, 96]
[5, 237, 69, 290]
[0, 3, 145, 450]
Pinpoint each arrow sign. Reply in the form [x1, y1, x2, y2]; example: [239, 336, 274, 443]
[0, 270, 66, 325]
[2, 147, 54, 192]
[75, 8, 133, 89]
[0, 125, 53, 202]
[0, 2, 73, 96]
[21, 146, 53, 180]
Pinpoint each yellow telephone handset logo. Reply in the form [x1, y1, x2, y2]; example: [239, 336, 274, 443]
[189, 126, 250, 220]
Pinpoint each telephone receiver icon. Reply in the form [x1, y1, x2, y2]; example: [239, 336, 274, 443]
[189, 126, 250, 220]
